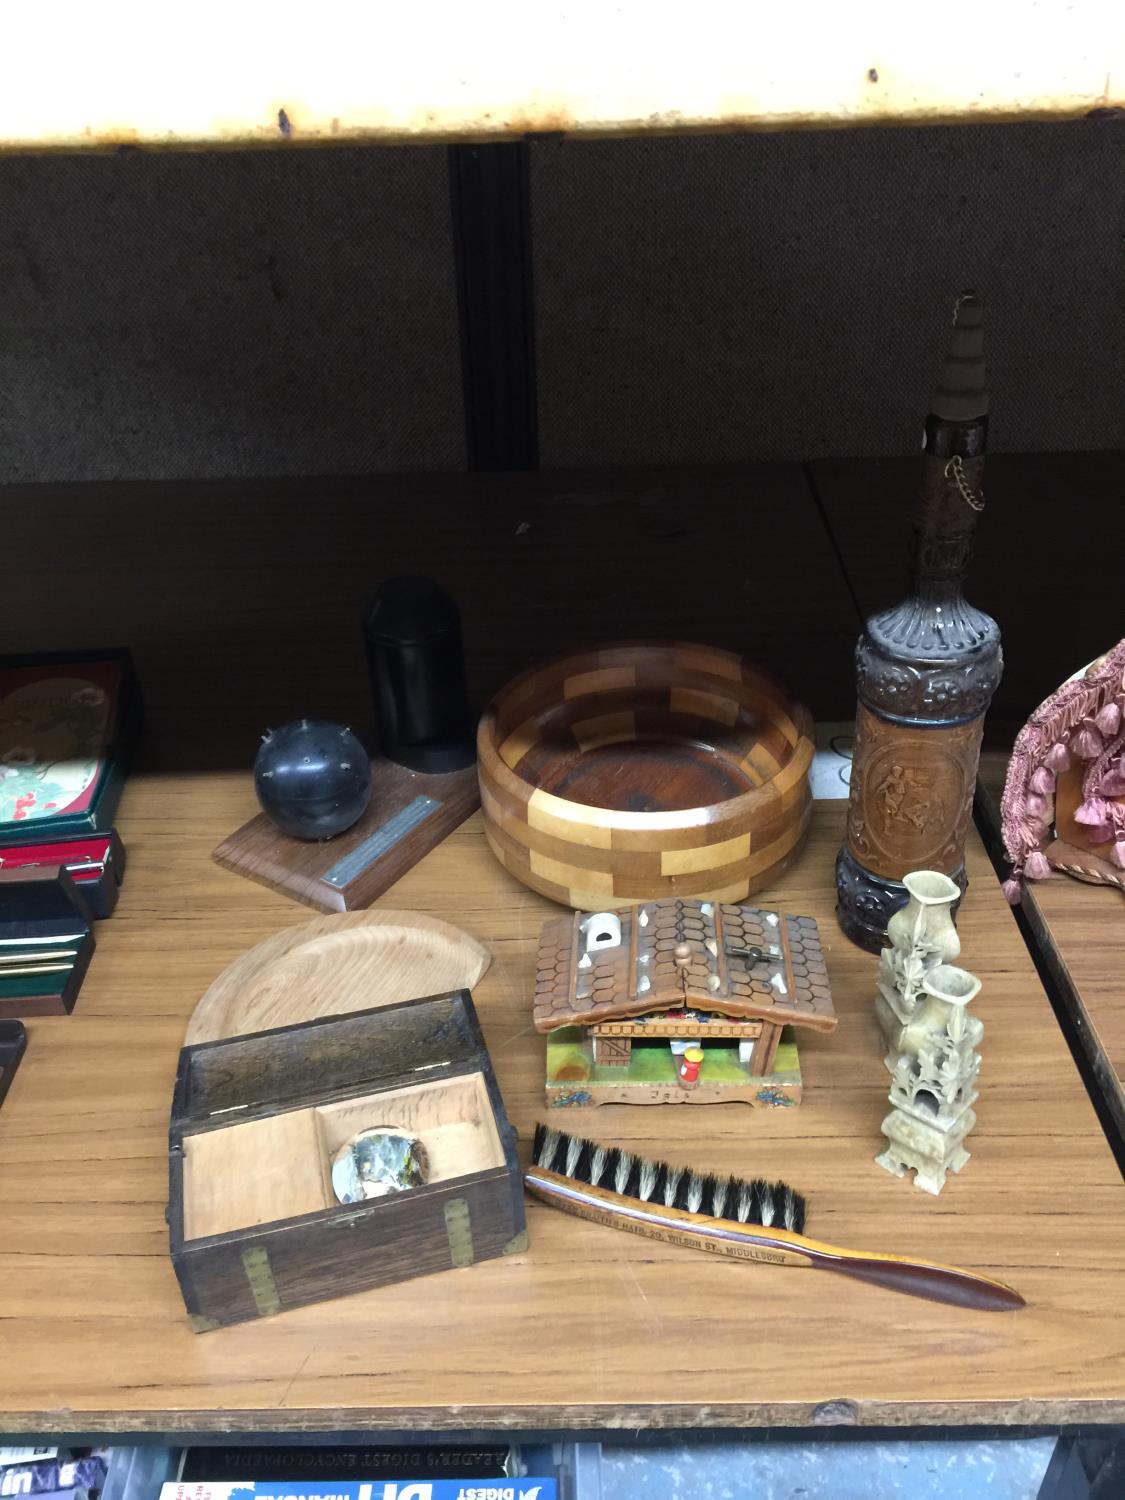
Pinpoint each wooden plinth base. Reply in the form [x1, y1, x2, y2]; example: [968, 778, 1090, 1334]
[547, 1077, 802, 1108]
[545, 1027, 802, 1109]
[212, 757, 480, 913]
[1044, 836, 1125, 893]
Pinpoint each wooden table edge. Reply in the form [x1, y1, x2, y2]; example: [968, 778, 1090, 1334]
[5, 1397, 1125, 1437]
[1012, 887, 1125, 1143]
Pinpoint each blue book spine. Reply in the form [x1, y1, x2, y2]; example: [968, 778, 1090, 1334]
[160, 1482, 556, 1500]
[1, 1460, 105, 1498]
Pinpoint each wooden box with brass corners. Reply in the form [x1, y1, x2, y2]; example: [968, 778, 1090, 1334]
[167, 991, 524, 1330]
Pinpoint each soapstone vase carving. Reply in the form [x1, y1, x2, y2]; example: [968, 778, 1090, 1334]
[875, 870, 961, 1054]
[875, 870, 983, 1195]
[885, 869, 961, 965]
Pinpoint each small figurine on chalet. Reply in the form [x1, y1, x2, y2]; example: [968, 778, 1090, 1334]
[534, 899, 837, 1108]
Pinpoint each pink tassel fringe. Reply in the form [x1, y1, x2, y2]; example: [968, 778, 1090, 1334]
[999, 637, 1125, 892]
[1096, 702, 1122, 736]
[1082, 822, 1114, 844]
[1073, 726, 1105, 760]
[1075, 797, 1110, 825]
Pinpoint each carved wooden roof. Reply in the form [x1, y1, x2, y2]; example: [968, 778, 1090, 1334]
[532, 899, 836, 1035]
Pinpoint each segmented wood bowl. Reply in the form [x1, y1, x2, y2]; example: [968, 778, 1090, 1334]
[477, 641, 815, 909]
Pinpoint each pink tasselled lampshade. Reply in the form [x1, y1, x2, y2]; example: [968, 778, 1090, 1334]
[1000, 638, 1125, 901]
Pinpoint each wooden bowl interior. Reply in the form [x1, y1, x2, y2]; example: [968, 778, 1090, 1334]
[489, 647, 804, 816]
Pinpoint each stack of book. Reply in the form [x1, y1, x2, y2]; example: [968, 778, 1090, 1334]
[0, 832, 126, 919]
[0, 649, 138, 843]
[161, 1447, 556, 1500]
[0, 868, 95, 1018]
[0, 1447, 108, 1500]
[0, 649, 139, 1018]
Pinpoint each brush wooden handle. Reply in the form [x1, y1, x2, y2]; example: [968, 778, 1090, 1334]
[525, 1167, 1024, 1313]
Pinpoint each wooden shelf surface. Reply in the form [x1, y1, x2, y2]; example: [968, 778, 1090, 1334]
[1014, 877, 1125, 1142]
[980, 752, 1125, 1146]
[4, 3, 1122, 150]
[0, 780, 1122, 1434]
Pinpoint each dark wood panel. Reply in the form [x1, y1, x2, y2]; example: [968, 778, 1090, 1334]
[1, 466, 859, 769]
[811, 452, 1125, 727]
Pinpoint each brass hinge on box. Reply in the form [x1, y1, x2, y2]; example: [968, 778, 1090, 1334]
[241, 1244, 283, 1316]
[444, 1197, 475, 1268]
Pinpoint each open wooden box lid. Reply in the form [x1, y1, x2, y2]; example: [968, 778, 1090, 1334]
[172, 990, 492, 1129]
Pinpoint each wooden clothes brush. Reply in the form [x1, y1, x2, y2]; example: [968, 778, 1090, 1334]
[527, 1125, 1024, 1313]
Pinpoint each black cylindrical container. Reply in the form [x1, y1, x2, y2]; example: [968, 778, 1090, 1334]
[362, 576, 475, 773]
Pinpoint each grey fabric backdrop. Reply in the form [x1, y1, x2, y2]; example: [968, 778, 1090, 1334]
[532, 120, 1125, 464]
[0, 147, 465, 481]
[0, 119, 1121, 482]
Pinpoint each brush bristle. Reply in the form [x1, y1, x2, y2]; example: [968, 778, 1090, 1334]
[530, 1125, 806, 1234]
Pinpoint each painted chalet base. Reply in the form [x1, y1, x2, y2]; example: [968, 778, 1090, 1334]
[545, 1026, 802, 1109]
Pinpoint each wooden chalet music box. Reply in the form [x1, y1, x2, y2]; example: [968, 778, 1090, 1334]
[167, 991, 525, 1331]
[534, 899, 837, 1108]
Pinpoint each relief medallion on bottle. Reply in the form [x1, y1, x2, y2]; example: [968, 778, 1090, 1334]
[846, 705, 983, 881]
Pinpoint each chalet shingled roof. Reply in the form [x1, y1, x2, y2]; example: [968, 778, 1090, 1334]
[532, 899, 836, 1035]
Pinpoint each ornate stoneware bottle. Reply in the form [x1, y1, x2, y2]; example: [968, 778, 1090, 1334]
[836, 294, 1003, 951]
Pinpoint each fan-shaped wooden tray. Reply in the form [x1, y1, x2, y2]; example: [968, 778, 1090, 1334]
[478, 640, 814, 909]
[185, 910, 491, 1044]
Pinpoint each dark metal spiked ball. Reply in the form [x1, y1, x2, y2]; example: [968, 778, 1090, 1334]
[254, 720, 372, 841]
